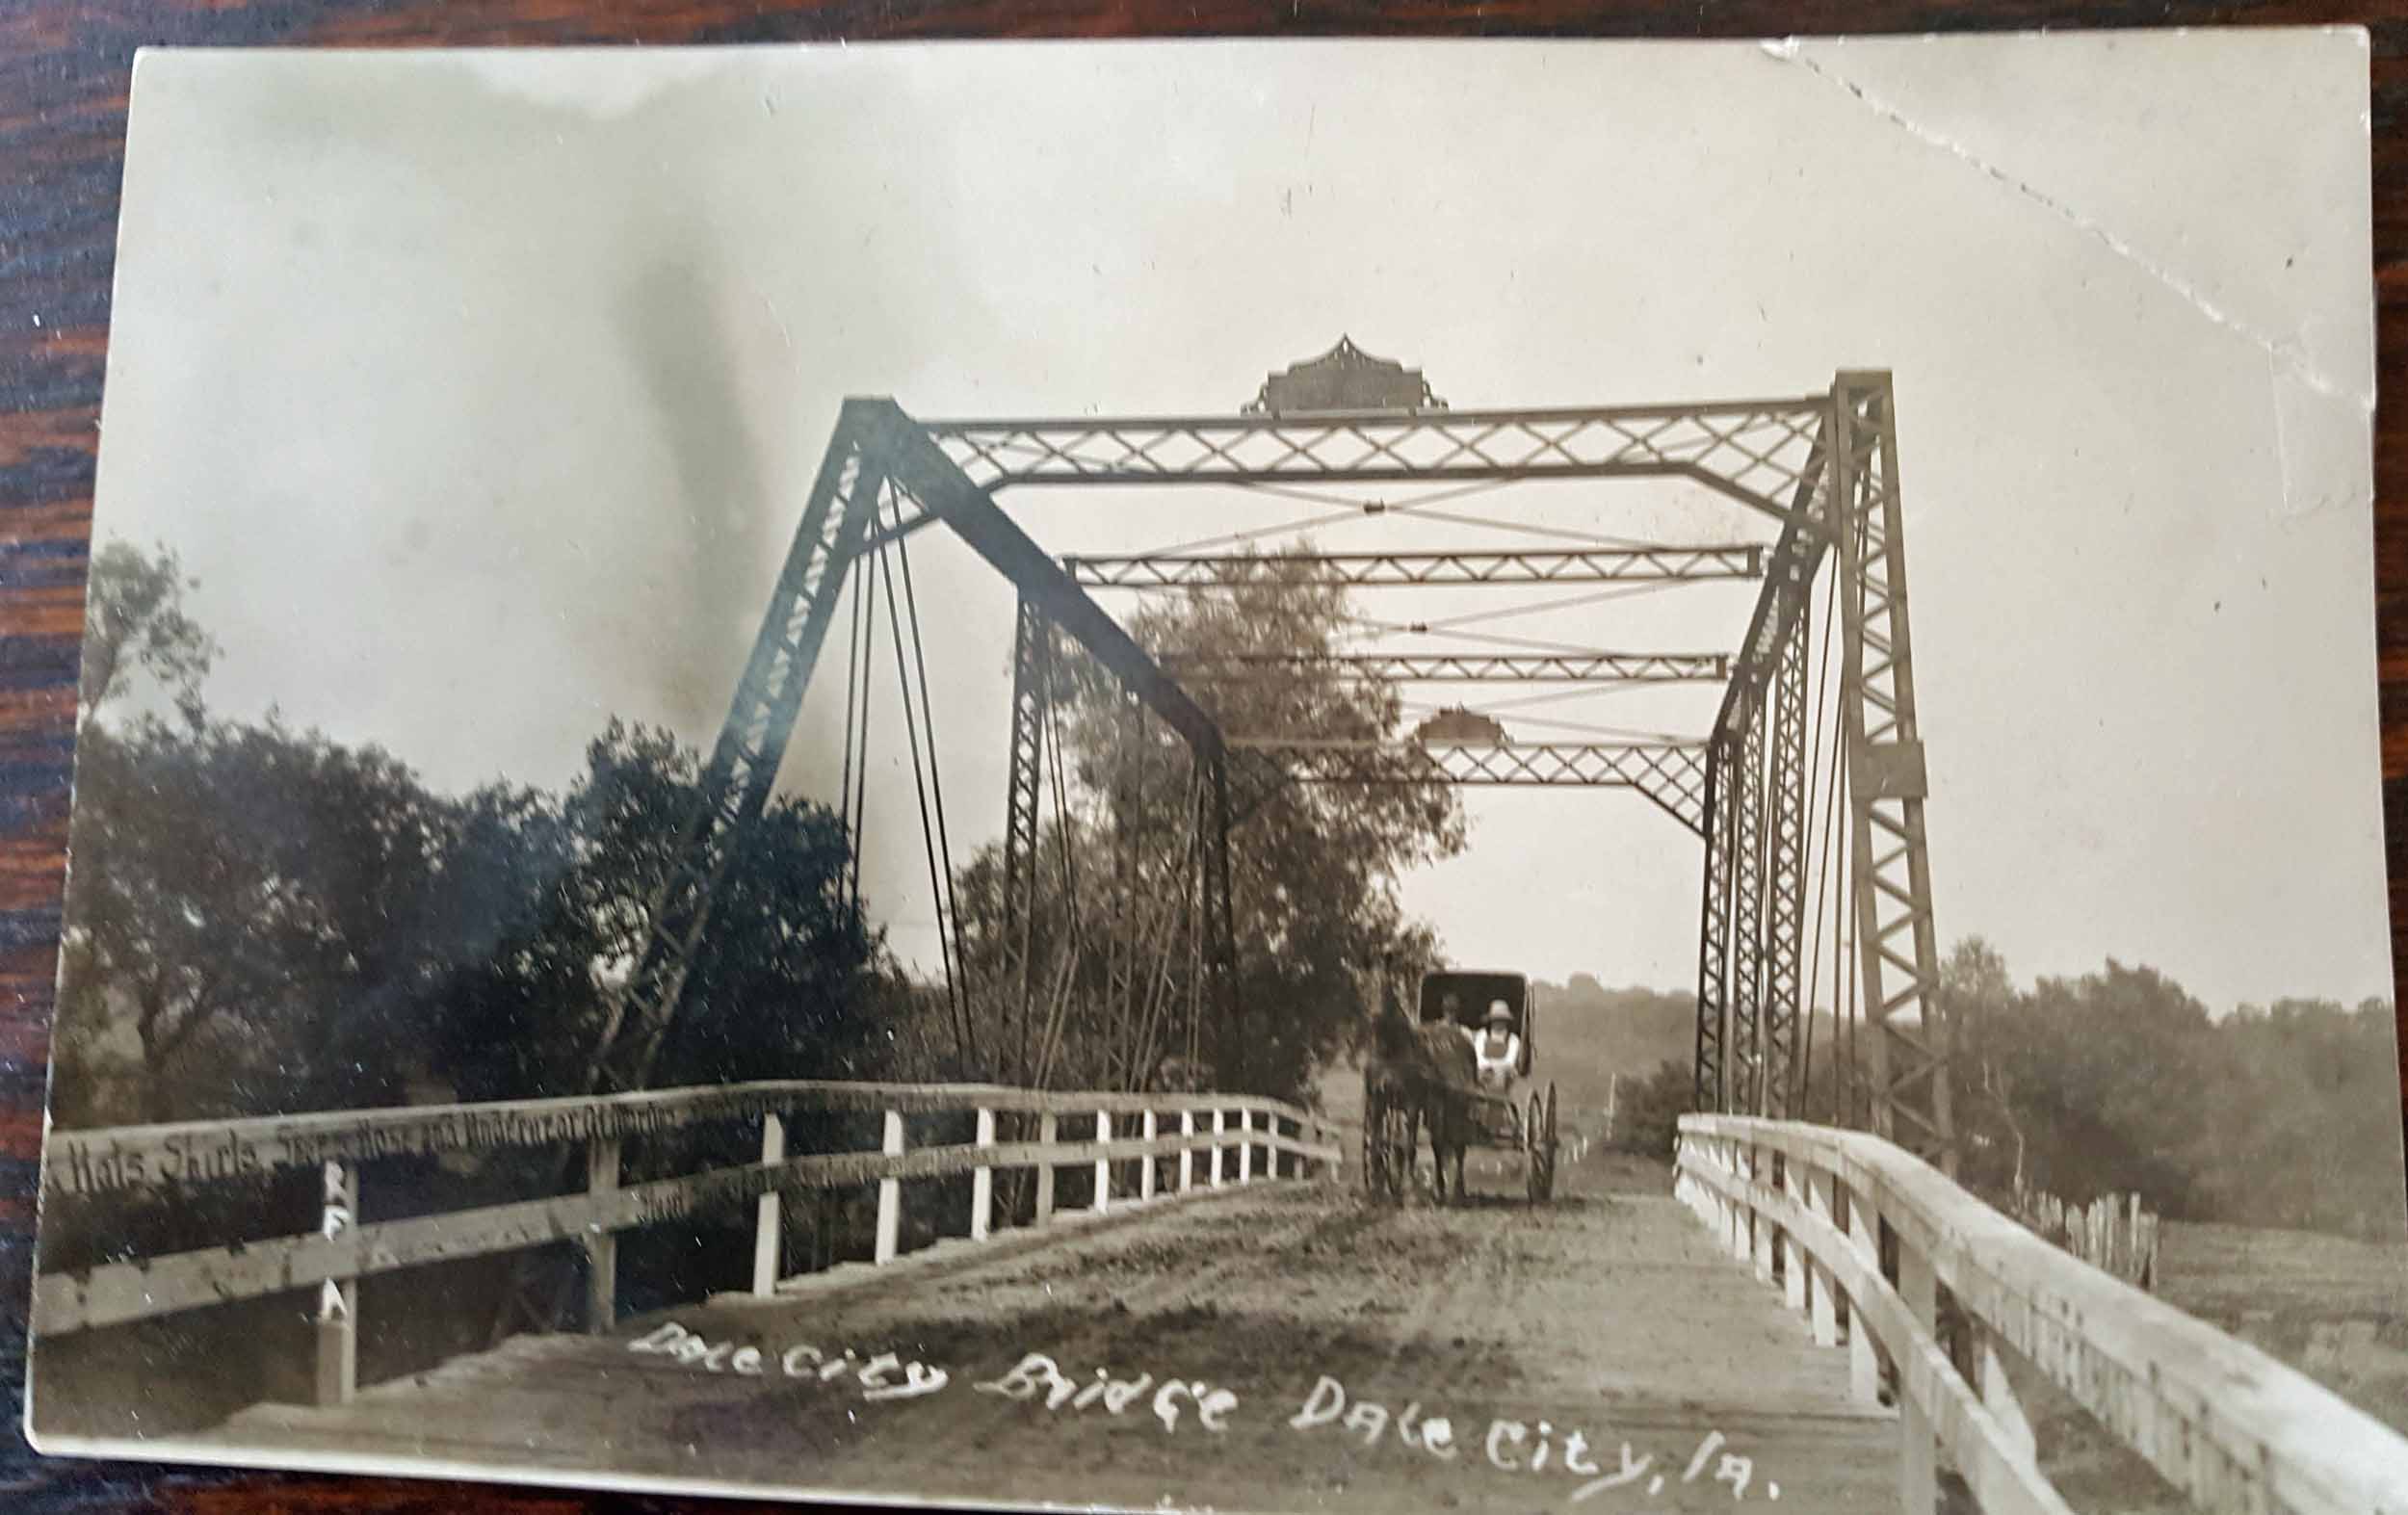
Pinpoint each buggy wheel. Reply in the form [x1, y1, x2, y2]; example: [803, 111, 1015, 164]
[1362, 1076, 1389, 1197]
[1525, 1092, 1547, 1204]
[1540, 1083, 1559, 1201]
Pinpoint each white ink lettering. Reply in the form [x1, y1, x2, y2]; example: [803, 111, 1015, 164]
[1486, 1420, 1528, 1472]
[1342, 1400, 1390, 1446]
[1685, 1430, 1727, 1482]
[1570, 1442, 1654, 1502]
[1714, 1452, 1753, 1500]
[1290, 1376, 1347, 1430]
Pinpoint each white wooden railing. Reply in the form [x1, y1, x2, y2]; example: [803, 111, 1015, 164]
[36, 1081, 1342, 1406]
[1676, 1114, 2408, 1515]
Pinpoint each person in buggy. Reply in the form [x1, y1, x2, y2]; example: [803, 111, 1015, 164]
[1469, 1001, 1522, 1093]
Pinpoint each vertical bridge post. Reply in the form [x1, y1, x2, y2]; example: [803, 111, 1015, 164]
[971, 1107, 996, 1240]
[1139, 1110, 1158, 1201]
[586, 1136, 620, 1330]
[313, 1160, 357, 1407]
[752, 1113, 784, 1296]
[1035, 1110, 1057, 1223]
[875, 1110, 904, 1265]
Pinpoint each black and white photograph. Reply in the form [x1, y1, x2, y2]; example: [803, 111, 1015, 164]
[23, 31, 2408, 1514]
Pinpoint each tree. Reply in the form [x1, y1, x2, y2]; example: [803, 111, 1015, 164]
[60, 715, 463, 1121]
[954, 548, 1464, 1103]
[1937, 936, 2026, 1194]
[79, 538, 217, 723]
[432, 720, 890, 1105]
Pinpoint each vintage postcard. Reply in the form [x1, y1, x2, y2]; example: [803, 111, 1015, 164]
[27, 32, 2407, 1514]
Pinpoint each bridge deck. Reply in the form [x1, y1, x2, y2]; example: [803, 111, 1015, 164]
[202, 1153, 1897, 1510]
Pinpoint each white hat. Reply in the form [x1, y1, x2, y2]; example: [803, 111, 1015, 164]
[1483, 1001, 1514, 1025]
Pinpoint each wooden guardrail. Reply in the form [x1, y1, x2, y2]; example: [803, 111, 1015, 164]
[36, 1081, 1342, 1405]
[1676, 1113, 2408, 1515]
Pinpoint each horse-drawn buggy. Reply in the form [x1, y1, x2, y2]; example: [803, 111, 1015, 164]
[1362, 968, 1559, 1204]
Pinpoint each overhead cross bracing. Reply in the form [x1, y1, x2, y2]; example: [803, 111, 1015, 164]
[1228, 737, 1711, 833]
[1061, 545, 1765, 589]
[918, 398, 1826, 521]
[1162, 651, 1732, 684]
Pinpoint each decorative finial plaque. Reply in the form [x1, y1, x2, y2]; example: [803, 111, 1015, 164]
[1243, 337, 1446, 415]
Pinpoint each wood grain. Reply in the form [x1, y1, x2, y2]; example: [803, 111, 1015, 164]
[4, 5, 2404, 1511]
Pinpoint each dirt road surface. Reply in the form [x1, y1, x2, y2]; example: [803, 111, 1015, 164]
[206, 1147, 1898, 1513]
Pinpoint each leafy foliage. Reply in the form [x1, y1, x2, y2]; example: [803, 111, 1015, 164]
[954, 550, 1462, 1103]
[55, 543, 894, 1129]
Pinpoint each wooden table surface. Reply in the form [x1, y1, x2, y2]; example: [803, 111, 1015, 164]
[3, 4, 2403, 1510]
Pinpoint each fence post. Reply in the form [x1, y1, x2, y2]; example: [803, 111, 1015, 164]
[1780, 1158, 1808, 1316]
[1239, 1110, 1254, 1184]
[1036, 1110, 1058, 1224]
[1139, 1110, 1158, 1202]
[1211, 1110, 1225, 1187]
[1804, 1165, 1840, 1347]
[752, 1113, 785, 1296]
[875, 1110, 904, 1265]
[1898, 1236, 1938, 1515]
[313, 1160, 357, 1407]
[1752, 1148, 1777, 1286]
[585, 1136, 619, 1332]
[1179, 1110, 1195, 1191]
[1725, 1142, 1750, 1263]
[971, 1108, 996, 1241]
[1093, 1110, 1112, 1214]
[1845, 1184, 1883, 1406]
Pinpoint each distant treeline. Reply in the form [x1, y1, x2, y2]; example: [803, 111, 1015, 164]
[1589, 940, 2404, 1242]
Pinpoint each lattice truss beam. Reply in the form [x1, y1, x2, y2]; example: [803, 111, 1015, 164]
[1165, 651, 1731, 684]
[921, 400, 1826, 520]
[1064, 546, 1764, 589]
[1228, 738, 1709, 835]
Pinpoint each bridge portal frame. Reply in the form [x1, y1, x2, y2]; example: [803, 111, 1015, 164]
[589, 367, 1953, 1195]
[901, 372, 1948, 1168]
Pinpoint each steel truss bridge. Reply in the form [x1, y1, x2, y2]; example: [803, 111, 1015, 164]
[585, 351, 1947, 1169]
[33, 344, 2408, 1515]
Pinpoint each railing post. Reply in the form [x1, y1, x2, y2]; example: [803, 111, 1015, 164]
[1139, 1110, 1158, 1202]
[1752, 1147, 1777, 1286]
[1211, 1110, 1225, 1187]
[1239, 1110, 1254, 1183]
[1035, 1110, 1058, 1224]
[875, 1110, 904, 1265]
[1725, 1141, 1749, 1263]
[971, 1108, 996, 1241]
[1898, 1236, 1938, 1515]
[1093, 1110, 1112, 1214]
[1804, 1165, 1840, 1348]
[1780, 1156, 1808, 1317]
[1179, 1110, 1195, 1191]
[1845, 1184, 1883, 1405]
[313, 1160, 357, 1407]
[584, 1136, 619, 1332]
[752, 1114, 785, 1296]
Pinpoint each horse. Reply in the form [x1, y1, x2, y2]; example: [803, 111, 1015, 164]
[1369, 1001, 1479, 1204]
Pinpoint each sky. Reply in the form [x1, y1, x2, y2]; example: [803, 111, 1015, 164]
[83, 32, 2385, 1016]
